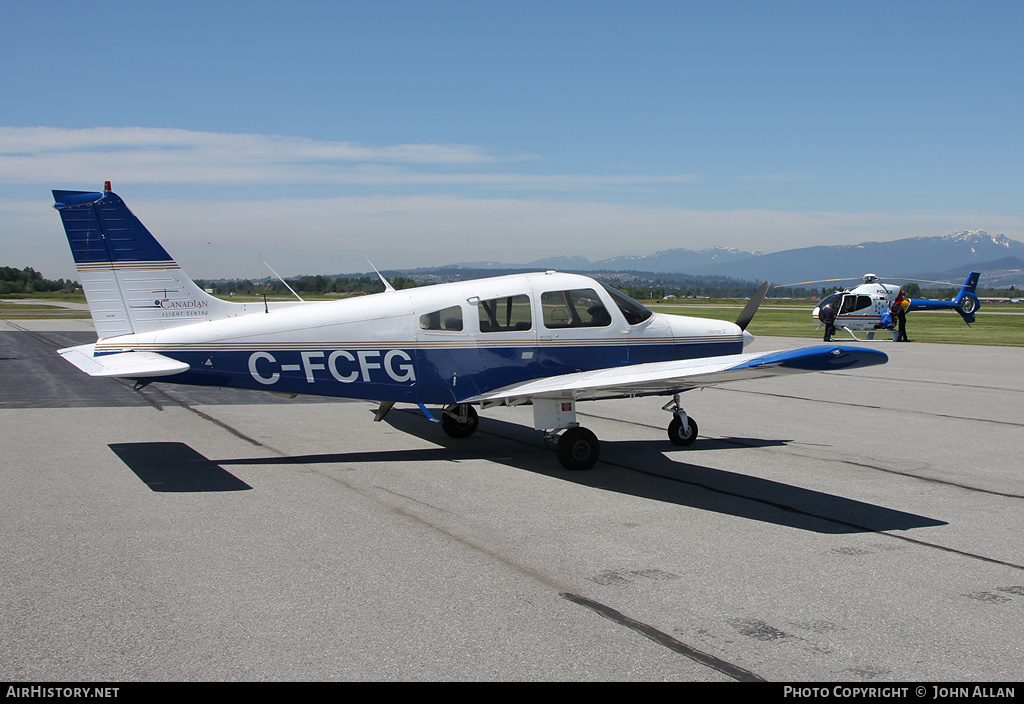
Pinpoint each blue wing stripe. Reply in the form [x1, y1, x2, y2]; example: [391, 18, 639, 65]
[727, 346, 888, 373]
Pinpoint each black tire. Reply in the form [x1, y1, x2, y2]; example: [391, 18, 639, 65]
[667, 415, 698, 446]
[556, 427, 600, 470]
[441, 405, 479, 438]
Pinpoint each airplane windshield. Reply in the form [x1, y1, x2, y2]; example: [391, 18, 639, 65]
[600, 284, 653, 325]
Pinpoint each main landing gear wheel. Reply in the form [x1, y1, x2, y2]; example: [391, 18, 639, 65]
[668, 415, 698, 446]
[441, 404, 479, 438]
[556, 427, 600, 470]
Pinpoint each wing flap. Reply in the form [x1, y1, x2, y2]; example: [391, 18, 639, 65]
[462, 346, 887, 404]
[58, 343, 190, 378]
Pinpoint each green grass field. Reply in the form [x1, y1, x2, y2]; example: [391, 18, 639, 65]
[3, 293, 1021, 346]
[0, 301, 88, 318]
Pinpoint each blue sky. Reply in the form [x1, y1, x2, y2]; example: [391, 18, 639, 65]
[3, 0, 1023, 279]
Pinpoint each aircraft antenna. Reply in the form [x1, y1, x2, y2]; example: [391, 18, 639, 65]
[368, 259, 396, 293]
[262, 259, 305, 302]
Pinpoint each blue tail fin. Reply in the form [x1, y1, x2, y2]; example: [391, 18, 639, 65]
[952, 272, 981, 324]
[53, 184, 240, 339]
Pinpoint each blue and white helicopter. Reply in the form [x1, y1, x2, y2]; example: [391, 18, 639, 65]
[803, 273, 981, 341]
[54, 184, 887, 469]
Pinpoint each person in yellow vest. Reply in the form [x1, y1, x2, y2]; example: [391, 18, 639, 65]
[895, 297, 910, 342]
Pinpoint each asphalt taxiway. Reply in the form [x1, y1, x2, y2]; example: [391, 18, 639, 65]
[2, 318, 1022, 681]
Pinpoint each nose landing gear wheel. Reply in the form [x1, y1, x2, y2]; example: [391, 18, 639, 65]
[668, 415, 698, 446]
[556, 427, 600, 470]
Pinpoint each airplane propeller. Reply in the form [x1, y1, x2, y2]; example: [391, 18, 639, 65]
[735, 280, 770, 331]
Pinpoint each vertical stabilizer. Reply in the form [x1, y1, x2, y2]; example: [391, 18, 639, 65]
[952, 272, 981, 324]
[53, 185, 241, 339]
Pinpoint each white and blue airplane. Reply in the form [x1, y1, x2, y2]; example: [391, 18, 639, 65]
[53, 183, 888, 469]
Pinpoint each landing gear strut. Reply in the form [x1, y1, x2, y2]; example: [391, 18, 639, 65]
[533, 397, 601, 470]
[458, 393, 699, 471]
[664, 394, 698, 446]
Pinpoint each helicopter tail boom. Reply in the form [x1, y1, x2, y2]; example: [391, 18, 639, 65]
[906, 272, 981, 324]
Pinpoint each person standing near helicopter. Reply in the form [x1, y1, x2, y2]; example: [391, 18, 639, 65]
[895, 297, 909, 341]
[890, 290, 910, 341]
[820, 301, 837, 341]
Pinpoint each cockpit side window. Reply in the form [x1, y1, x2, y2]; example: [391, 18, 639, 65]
[419, 305, 463, 331]
[541, 288, 612, 328]
[478, 294, 532, 333]
[600, 283, 653, 325]
[840, 294, 872, 314]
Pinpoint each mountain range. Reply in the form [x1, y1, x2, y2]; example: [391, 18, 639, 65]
[435, 230, 1024, 289]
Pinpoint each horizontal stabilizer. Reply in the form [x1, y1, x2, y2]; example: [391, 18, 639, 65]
[58, 343, 190, 378]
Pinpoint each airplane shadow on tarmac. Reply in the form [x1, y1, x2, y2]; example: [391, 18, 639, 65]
[108, 406, 947, 535]
[109, 442, 253, 493]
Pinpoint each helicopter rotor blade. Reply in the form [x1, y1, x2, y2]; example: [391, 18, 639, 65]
[736, 281, 771, 331]
[776, 277, 859, 287]
[889, 277, 958, 287]
[778, 275, 958, 288]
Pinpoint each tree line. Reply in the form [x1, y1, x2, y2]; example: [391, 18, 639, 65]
[0, 267, 79, 295]
[199, 275, 420, 297]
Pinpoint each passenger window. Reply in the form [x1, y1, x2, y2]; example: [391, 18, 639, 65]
[419, 305, 463, 331]
[541, 289, 611, 328]
[478, 294, 532, 333]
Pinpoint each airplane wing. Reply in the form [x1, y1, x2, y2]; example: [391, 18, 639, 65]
[462, 346, 886, 404]
[58, 343, 190, 378]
